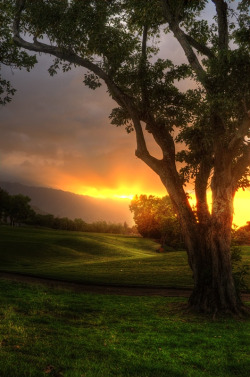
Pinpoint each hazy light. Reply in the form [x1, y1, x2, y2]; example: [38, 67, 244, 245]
[68, 184, 164, 201]
[56, 179, 249, 227]
[188, 189, 250, 228]
[114, 194, 134, 200]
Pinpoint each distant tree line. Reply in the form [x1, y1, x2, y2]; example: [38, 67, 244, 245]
[2, 187, 249, 245]
[0, 187, 135, 234]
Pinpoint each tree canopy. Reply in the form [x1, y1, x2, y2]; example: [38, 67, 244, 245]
[0, 188, 34, 225]
[130, 195, 183, 249]
[1, 0, 250, 314]
[0, 1, 36, 104]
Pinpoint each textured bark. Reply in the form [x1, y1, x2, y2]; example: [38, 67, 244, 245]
[188, 226, 240, 314]
[188, 171, 242, 314]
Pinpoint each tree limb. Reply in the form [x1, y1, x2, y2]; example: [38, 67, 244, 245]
[13, 0, 26, 32]
[13, 6, 135, 112]
[139, 24, 150, 113]
[13, 1, 164, 177]
[128, 110, 163, 175]
[228, 110, 250, 153]
[232, 146, 250, 189]
[161, 0, 208, 88]
[184, 34, 215, 59]
[212, 0, 229, 51]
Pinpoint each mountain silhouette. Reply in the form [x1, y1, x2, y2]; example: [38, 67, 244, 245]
[0, 181, 133, 225]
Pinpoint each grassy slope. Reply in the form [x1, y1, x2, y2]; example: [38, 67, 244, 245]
[1, 226, 250, 289]
[0, 280, 249, 377]
[0, 226, 193, 288]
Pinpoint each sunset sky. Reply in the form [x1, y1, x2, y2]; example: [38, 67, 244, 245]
[0, 2, 249, 227]
[1, 54, 165, 196]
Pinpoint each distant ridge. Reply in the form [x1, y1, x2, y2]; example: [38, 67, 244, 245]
[0, 182, 134, 225]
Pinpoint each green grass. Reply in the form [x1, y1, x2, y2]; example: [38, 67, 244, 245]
[0, 226, 193, 288]
[1, 226, 250, 289]
[0, 279, 249, 377]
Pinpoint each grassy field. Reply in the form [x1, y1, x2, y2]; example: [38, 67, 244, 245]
[0, 226, 193, 288]
[0, 226, 250, 289]
[0, 279, 249, 377]
[0, 226, 250, 376]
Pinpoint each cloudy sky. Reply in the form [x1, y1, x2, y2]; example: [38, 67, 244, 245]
[1, 55, 166, 198]
[1, 22, 187, 200]
[0, 2, 249, 226]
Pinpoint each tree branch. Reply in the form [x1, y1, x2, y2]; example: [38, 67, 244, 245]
[129, 111, 163, 175]
[13, 0, 26, 32]
[13, 7, 136, 112]
[232, 146, 250, 189]
[212, 0, 229, 51]
[139, 25, 150, 113]
[228, 110, 250, 153]
[13, 1, 164, 176]
[184, 34, 215, 59]
[161, 0, 208, 88]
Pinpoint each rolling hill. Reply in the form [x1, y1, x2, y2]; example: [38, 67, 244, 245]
[0, 181, 134, 224]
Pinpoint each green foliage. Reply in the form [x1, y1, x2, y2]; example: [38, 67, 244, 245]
[231, 246, 249, 295]
[0, 188, 34, 226]
[33, 214, 133, 234]
[8, 194, 34, 226]
[0, 188, 10, 219]
[130, 195, 183, 249]
[0, 76, 16, 105]
[232, 222, 250, 245]
[0, 0, 36, 104]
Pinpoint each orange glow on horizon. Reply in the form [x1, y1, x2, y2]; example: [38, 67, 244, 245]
[57, 179, 249, 228]
[71, 184, 163, 201]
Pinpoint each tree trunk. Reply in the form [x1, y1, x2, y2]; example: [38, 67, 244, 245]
[188, 229, 240, 314]
[186, 184, 243, 314]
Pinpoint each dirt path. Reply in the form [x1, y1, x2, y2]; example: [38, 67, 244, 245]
[1, 271, 250, 300]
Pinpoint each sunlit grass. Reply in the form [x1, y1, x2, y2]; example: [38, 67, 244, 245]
[0, 226, 194, 287]
[1, 226, 250, 288]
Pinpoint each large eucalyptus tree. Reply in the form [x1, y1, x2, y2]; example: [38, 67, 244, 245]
[1, 0, 250, 313]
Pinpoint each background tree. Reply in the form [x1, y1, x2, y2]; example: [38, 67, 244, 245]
[130, 195, 182, 248]
[232, 222, 250, 245]
[2, 0, 250, 314]
[0, 188, 10, 223]
[33, 213, 56, 229]
[8, 194, 34, 226]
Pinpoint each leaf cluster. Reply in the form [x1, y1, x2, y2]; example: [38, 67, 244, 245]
[129, 194, 182, 248]
[0, 0, 36, 104]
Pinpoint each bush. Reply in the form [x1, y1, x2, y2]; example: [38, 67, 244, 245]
[231, 246, 249, 297]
